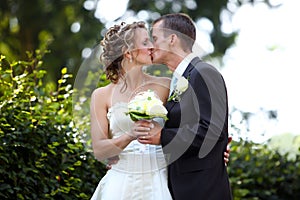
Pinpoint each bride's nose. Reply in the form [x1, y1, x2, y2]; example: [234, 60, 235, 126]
[148, 41, 154, 48]
[148, 47, 154, 55]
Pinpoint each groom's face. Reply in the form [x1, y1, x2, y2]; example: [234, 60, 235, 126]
[151, 21, 171, 65]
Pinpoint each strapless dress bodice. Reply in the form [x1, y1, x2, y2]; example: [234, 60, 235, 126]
[107, 102, 167, 172]
[107, 102, 133, 138]
[91, 102, 172, 200]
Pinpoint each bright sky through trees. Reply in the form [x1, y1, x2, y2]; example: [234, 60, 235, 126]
[222, 0, 300, 142]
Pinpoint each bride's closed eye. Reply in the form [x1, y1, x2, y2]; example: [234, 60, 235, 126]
[143, 39, 150, 46]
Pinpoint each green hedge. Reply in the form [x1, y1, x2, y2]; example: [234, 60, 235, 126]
[0, 51, 105, 199]
[0, 51, 299, 199]
[228, 140, 300, 200]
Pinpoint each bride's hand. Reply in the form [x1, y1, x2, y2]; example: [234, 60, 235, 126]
[131, 120, 152, 139]
[135, 120, 162, 145]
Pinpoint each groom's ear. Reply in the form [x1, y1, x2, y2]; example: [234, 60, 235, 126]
[169, 34, 177, 45]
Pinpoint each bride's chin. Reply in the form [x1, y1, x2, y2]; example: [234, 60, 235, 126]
[145, 58, 153, 65]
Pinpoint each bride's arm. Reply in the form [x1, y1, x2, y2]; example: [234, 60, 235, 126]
[90, 87, 135, 161]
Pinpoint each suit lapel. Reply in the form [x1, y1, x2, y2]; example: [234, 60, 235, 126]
[183, 57, 201, 79]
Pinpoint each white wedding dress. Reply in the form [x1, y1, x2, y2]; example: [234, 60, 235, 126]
[91, 102, 172, 200]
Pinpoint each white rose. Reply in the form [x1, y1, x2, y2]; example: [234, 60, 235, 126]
[147, 104, 168, 116]
[175, 76, 188, 93]
[127, 90, 168, 121]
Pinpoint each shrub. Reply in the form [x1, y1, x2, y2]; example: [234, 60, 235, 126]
[0, 51, 106, 199]
[228, 140, 300, 200]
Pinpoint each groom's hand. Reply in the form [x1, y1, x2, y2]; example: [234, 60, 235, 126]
[105, 155, 120, 170]
[135, 120, 162, 145]
[224, 136, 232, 166]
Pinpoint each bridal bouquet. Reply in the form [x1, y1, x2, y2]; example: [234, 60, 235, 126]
[127, 90, 168, 121]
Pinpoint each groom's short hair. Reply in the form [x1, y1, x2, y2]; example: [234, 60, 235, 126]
[152, 13, 196, 51]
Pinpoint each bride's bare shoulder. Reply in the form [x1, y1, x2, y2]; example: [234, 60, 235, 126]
[146, 75, 170, 102]
[91, 84, 113, 101]
[147, 75, 171, 87]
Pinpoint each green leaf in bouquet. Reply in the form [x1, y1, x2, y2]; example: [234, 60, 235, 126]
[127, 111, 168, 121]
[127, 111, 151, 121]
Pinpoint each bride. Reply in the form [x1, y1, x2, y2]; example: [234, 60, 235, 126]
[90, 21, 230, 200]
[90, 21, 172, 200]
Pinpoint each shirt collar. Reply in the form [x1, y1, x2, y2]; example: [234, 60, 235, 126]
[173, 53, 197, 78]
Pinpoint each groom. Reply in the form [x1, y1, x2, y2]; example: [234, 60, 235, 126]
[137, 13, 233, 200]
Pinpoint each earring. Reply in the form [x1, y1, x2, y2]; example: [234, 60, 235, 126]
[129, 57, 133, 63]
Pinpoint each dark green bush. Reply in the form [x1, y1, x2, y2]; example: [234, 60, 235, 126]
[0, 51, 106, 199]
[228, 140, 300, 200]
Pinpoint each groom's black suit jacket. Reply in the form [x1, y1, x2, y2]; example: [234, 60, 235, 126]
[161, 57, 232, 200]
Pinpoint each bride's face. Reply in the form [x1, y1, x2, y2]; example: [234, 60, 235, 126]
[131, 28, 153, 65]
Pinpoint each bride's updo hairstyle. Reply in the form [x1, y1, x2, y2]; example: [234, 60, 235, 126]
[100, 21, 146, 84]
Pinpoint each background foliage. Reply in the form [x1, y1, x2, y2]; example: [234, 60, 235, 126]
[1, 0, 277, 85]
[0, 52, 105, 199]
[228, 140, 300, 200]
[0, 0, 299, 199]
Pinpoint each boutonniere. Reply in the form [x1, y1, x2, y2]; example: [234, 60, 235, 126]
[168, 76, 189, 102]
